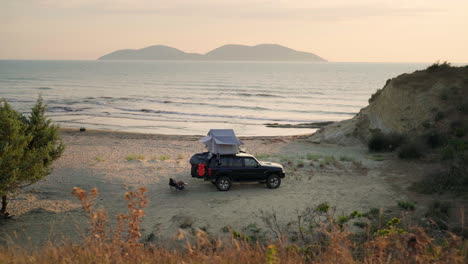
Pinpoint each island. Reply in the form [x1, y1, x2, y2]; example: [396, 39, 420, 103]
[98, 44, 326, 61]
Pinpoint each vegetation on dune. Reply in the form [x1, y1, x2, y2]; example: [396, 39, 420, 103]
[0, 97, 64, 216]
[426, 61, 452, 72]
[368, 131, 405, 152]
[0, 187, 466, 263]
[126, 154, 145, 161]
[365, 63, 468, 194]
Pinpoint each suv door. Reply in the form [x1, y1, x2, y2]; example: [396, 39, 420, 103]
[241, 157, 265, 181]
[219, 156, 244, 181]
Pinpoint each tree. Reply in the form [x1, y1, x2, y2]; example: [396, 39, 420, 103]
[0, 97, 64, 216]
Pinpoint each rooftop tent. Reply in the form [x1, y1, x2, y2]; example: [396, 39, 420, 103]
[199, 129, 242, 155]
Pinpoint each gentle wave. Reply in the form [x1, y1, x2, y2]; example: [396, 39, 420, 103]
[237, 93, 282, 98]
[112, 107, 355, 122]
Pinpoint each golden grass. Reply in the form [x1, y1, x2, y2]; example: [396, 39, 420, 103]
[0, 187, 466, 264]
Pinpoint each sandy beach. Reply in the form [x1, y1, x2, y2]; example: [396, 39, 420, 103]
[0, 128, 434, 246]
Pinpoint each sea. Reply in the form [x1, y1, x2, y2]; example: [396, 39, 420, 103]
[0, 60, 430, 136]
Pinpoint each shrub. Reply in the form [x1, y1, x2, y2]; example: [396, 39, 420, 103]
[398, 141, 424, 159]
[339, 156, 354, 162]
[426, 61, 451, 71]
[315, 202, 330, 213]
[126, 154, 145, 161]
[2, 195, 466, 264]
[422, 120, 432, 129]
[306, 153, 321, 161]
[459, 101, 468, 114]
[397, 201, 416, 211]
[337, 215, 350, 225]
[425, 131, 447, 148]
[353, 221, 368, 228]
[434, 111, 445, 122]
[0, 98, 64, 216]
[451, 120, 468, 137]
[414, 158, 468, 194]
[439, 90, 449, 101]
[159, 155, 170, 161]
[368, 132, 405, 152]
[296, 161, 304, 168]
[424, 200, 451, 230]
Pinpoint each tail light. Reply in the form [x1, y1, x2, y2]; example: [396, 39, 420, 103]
[208, 168, 212, 176]
[198, 164, 206, 176]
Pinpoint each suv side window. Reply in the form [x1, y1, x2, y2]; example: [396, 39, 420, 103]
[220, 156, 231, 167]
[243, 158, 258, 167]
[220, 156, 243, 167]
[231, 157, 243, 167]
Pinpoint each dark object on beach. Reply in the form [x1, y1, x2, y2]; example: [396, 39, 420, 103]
[0, 212, 12, 219]
[169, 178, 187, 190]
[80, 127, 86, 132]
[190, 129, 285, 191]
[265, 121, 334, 129]
[190, 152, 285, 191]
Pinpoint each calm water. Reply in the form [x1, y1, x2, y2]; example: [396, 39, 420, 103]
[0, 60, 428, 136]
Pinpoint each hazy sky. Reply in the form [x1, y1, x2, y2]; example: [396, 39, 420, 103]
[1, 0, 467, 62]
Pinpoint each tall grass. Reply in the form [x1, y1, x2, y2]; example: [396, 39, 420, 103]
[0, 187, 466, 263]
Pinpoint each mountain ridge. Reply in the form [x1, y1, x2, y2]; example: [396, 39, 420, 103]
[98, 44, 326, 61]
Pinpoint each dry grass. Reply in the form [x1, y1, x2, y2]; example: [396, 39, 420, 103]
[0, 187, 466, 264]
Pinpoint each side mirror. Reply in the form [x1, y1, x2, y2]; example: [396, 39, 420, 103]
[255, 163, 260, 168]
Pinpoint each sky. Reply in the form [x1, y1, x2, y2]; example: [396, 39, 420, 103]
[1, 0, 467, 62]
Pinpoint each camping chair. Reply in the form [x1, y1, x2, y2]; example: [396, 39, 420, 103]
[169, 178, 187, 191]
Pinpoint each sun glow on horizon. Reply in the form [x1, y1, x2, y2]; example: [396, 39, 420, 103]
[1, 0, 467, 62]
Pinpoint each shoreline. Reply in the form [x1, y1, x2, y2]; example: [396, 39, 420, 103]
[59, 127, 316, 141]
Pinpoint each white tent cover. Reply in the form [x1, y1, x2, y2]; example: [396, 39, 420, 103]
[199, 129, 242, 155]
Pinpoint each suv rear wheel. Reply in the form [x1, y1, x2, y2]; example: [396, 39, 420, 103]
[266, 174, 281, 189]
[216, 176, 231, 191]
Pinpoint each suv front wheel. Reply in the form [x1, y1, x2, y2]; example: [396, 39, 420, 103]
[266, 174, 281, 189]
[216, 176, 231, 191]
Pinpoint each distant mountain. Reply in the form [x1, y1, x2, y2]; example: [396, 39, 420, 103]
[98, 44, 326, 61]
[204, 44, 325, 61]
[98, 45, 203, 60]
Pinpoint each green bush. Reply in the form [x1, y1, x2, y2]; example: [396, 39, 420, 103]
[0, 98, 64, 215]
[424, 201, 451, 230]
[306, 153, 321, 161]
[397, 201, 416, 211]
[414, 162, 468, 194]
[439, 90, 449, 101]
[422, 120, 432, 129]
[339, 156, 354, 162]
[434, 111, 445, 122]
[450, 120, 467, 137]
[398, 141, 424, 159]
[425, 131, 447, 148]
[459, 101, 468, 114]
[426, 61, 451, 71]
[368, 132, 405, 152]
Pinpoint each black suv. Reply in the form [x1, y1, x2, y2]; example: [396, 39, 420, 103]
[190, 152, 285, 191]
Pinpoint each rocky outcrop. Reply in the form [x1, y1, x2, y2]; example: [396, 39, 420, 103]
[310, 64, 468, 145]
